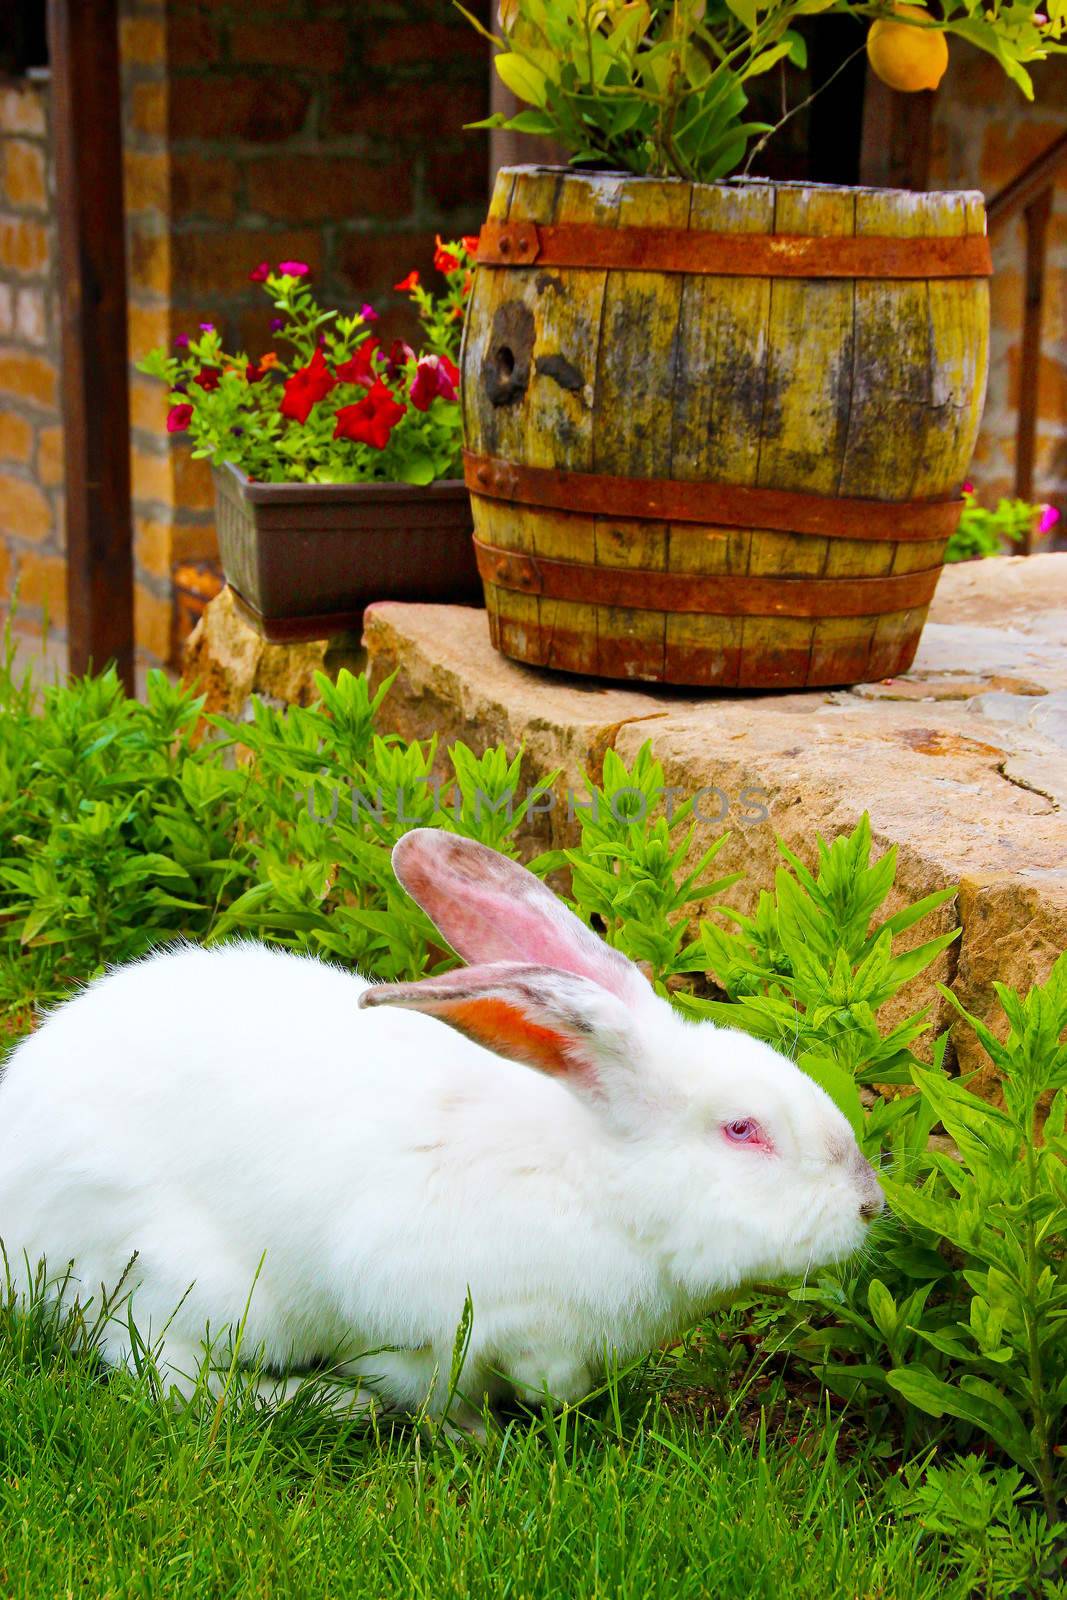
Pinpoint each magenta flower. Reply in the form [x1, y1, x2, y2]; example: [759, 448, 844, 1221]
[174, 333, 189, 349]
[167, 403, 194, 434]
[1038, 504, 1060, 534]
[249, 262, 271, 282]
[277, 260, 310, 278]
[199, 322, 215, 332]
[409, 353, 459, 411]
[270, 316, 284, 331]
[962, 481, 974, 495]
[360, 303, 379, 323]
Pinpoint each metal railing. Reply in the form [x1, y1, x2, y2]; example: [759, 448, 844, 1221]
[987, 128, 1067, 552]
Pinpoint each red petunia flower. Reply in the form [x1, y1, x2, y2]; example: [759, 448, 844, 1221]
[249, 262, 271, 282]
[434, 235, 460, 274]
[333, 379, 407, 450]
[383, 339, 414, 383]
[334, 336, 379, 388]
[279, 346, 337, 424]
[409, 353, 460, 412]
[393, 270, 420, 293]
[462, 234, 481, 256]
[245, 360, 270, 383]
[167, 403, 194, 434]
[193, 367, 221, 391]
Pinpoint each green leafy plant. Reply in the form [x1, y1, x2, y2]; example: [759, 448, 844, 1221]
[137, 241, 476, 487]
[677, 814, 959, 1132]
[534, 742, 742, 990]
[461, 0, 1063, 183]
[881, 957, 1067, 1524]
[946, 485, 1060, 562]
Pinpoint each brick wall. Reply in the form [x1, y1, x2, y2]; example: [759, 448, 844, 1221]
[2, 0, 490, 668]
[930, 53, 1066, 529]
[123, 0, 490, 664]
[0, 75, 65, 640]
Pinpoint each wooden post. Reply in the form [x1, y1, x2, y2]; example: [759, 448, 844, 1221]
[858, 72, 933, 192]
[1016, 187, 1052, 546]
[47, 0, 135, 690]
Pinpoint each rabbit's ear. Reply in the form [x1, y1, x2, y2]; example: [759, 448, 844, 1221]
[391, 830, 650, 1006]
[359, 961, 640, 1095]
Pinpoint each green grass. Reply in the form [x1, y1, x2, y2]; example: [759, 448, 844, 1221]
[0, 1298, 980, 1600]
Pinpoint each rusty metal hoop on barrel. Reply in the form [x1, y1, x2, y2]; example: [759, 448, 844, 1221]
[459, 168, 991, 690]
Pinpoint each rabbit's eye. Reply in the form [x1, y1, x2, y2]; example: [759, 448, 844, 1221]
[723, 1118, 768, 1148]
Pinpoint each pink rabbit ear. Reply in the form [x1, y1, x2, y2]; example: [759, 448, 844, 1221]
[391, 830, 648, 1004]
[359, 961, 638, 1094]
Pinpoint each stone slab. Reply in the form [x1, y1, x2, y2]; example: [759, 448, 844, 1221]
[361, 556, 1067, 1093]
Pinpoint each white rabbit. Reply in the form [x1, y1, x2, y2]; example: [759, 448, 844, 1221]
[0, 828, 882, 1425]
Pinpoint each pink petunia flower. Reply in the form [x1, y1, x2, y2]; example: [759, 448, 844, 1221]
[249, 262, 271, 282]
[360, 303, 379, 323]
[409, 353, 460, 411]
[1038, 504, 1061, 534]
[277, 260, 310, 278]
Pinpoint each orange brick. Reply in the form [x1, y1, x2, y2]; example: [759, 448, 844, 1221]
[120, 14, 166, 65]
[36, 426, 63, 487]
[0, 349, 57, 408]
[130, 442, 174, 505]
[16, 550, 67, 625]
[173, 448, 215, 513]
[244, 156, 412, 223]
[135, 581, 174, 663]
[1009, 348, 1067, 417]
[135, 514, 174, 580]
[129, 228, 171, 296]
[131, 81, 168, 140]
[130, 374, 171, 433]
[229, 20, 347, 71]
[2, 140, 47, 211]
[0, 472, 52, 541]
[0, 215, 50, 276]
[124, 150, 169, 215]
[0, 412, 32, 464]
[0, 282, 11, 336]
[171, 519, 219, 564]
[128, 301, 173, 361]
[171, 154, 237, 222]
[0, 85, 46, 137]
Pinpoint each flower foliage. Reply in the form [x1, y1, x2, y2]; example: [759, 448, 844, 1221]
[946, 485, 1061, 561]
[138, 242, 476, 486]
[460, 0, 1065, 183]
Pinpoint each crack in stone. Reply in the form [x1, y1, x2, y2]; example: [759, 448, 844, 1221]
[997, 759, 1060, 810]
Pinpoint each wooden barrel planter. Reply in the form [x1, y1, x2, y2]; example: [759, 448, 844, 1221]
[461, 167, 991, 689]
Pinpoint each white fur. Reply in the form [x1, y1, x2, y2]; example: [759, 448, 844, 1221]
[0, 832, 882, 1421]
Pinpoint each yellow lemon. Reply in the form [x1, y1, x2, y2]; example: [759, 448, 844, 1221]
[867, 5, 949, 92]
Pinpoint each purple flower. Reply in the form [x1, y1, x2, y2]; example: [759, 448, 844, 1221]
[199, 321, 215, 332]
[1038, 504, 1061, 534]
[175, 333, 190, 349]
[231, 425, 245, 437]
[270, 316, 284, 331]
[360, 303, 379, 323]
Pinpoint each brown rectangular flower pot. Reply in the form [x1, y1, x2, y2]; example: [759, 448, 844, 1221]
[212, 462, 483, 643]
